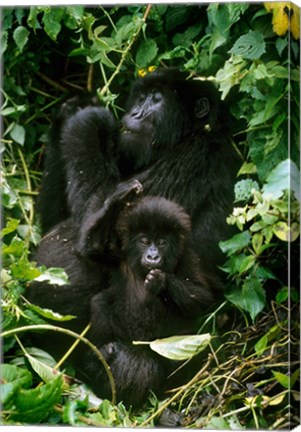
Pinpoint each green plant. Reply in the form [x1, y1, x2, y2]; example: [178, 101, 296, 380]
[1, 3, 299, 427]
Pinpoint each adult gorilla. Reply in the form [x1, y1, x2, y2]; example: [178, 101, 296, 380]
[29, 68, 240, 406]
[38, 68, 240, 272]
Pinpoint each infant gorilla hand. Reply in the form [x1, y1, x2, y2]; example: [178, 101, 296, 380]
[144, 269, 166, 294]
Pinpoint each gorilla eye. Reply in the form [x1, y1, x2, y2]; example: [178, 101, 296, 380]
[139, 236, 151, 246]
[157, 238, 167, 248]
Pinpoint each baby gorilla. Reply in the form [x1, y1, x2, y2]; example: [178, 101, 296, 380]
[85, 196, 221, 408]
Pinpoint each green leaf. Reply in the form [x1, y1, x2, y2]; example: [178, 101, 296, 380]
[28, 303, 75, 321]
[262, 159, 300, 201]
[252, 233, 263, 255]
[1, 30, 8, 55]
[12, 375, 63, 423]
[1, 218, 19, 237]
[234, 179, 259, 202]
[135, 39, 158, 68]
[272, 370, 299, 390]
[26, 353, 62, 383]
[242, 277, 266, 321]
[2, 236, 24, 258]
[255, 324, 281, 356]
[34, 267, 69, 286]
[10, 123, 25, 145]
[11, 258, 41, 281]
[0, 364, 32, 405]
[13, 25, 30, 52]
[134, 334, 211, 360]
[63, 399, 89, 425]
[273, 222, 299, 242]
[42, 7, 64, 41]
[229, 30, 266, 60]
[226, 277, 266, 321]
[219, 231, 251, 256]
[165, 6, 190, 32]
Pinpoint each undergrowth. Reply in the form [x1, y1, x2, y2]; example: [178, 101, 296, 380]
[1, 3, 299, 428]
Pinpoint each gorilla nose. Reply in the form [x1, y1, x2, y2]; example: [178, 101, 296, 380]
[146, 248, 161, 264]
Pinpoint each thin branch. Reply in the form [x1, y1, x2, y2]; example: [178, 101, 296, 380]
[1, 324, 116, 405]
[98, 4, 152, 98]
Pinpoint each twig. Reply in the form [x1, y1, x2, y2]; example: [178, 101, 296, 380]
[1, 324, 117, 405]
[99, 4, 152, 98]
[139, 355, 212, 427]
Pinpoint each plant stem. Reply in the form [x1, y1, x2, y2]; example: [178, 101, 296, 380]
[98, 4, 152, 98]
[1, 324, 116, 405]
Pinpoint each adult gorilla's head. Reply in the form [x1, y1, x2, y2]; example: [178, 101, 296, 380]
[118, 68, 221, 175]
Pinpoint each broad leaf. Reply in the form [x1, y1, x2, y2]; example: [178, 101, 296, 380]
[12, 375, 63, 423]
[229, 30, 266, 60]
[135, 39, 158, 68]
[28, 303, 75, 321]
[148, 334, 211, 360]
[219, 231, 251, 256]
[262, 159, 300, 200]
[13, 25, 29, 52]
[0, 364, 32, 405]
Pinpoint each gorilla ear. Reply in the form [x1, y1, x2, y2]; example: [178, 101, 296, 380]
[194, 97, 210, 119]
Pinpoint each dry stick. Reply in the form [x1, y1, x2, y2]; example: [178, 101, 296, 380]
[1, 324, 116, 405]
[139, 355, 213, 428]
[35, 71, 67, 92]
[99, 4, 152, 99]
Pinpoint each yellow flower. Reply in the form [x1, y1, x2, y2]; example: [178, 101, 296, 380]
[147, 65, 157, 73]
[264, 2, 300, 40]
[137, 68, 147, 77]
[137, 66, 157, 78]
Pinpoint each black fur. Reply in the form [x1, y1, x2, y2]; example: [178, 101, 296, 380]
[84, 196, 222, 407]
[29, 68, 240, 405]
[38, 69, 239, 271]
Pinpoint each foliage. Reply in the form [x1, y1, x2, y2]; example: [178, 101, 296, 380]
[1, 3, 299, 428]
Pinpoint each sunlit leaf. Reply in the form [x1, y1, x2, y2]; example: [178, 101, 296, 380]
[10, 123, 25, 146]
[26, 353, 62, 383]
[34, 267, 69, 286]
[134, 334, 211, 360]
[13, 25, 29, 52]
[273, 222, 299, 242]
[272, 370, 299, 389]
[262, 159, 300, 200]
[28, 303, 75, 321]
